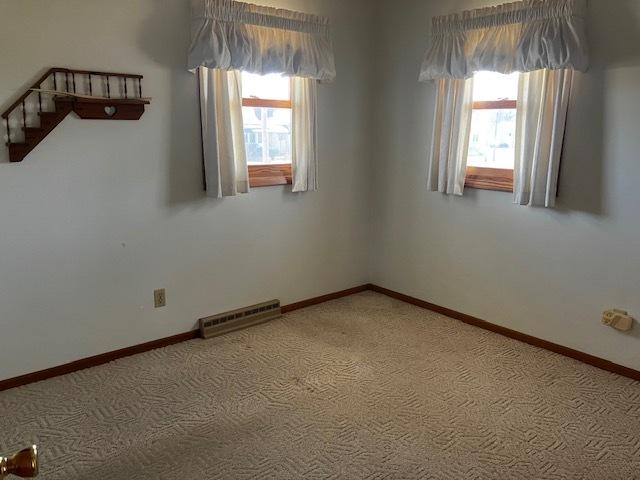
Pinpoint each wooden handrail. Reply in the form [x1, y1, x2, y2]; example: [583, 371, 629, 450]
[48, 68, 143, 79]
[2, 68, 144, 119]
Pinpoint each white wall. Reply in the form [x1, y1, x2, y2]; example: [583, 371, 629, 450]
[0, 0, 373, 380]
[2, 0, 639, 381]
[370, 0, 640, 370]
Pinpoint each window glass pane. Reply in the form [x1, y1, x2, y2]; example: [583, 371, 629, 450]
[472, 71, 519, 101]
[242, 72, 290, 100]
[467, 109, 516, 169]
[242, 106, 292, 164]
[467, 71, 519, 169]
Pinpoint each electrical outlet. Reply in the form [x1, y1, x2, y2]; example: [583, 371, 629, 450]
[154, 289, 166, 308]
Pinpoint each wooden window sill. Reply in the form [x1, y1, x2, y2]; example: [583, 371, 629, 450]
[249, 163, 292, 188]
[473, 99, 517, 110]
[242, 98, 292, 109]
[465, 166, 513, 192]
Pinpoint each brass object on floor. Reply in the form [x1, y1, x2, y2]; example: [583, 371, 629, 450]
[0, 445, 38, 478]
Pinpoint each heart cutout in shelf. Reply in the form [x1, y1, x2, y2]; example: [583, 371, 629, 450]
[104, 106, 117, 117]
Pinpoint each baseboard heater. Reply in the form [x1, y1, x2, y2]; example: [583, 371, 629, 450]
[199, 300, 282, 339]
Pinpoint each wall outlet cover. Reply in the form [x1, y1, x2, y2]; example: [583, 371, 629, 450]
[154, 289, 166, 308]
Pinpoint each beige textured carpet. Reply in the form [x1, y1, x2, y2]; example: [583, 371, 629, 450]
[1, 292, 640, 479]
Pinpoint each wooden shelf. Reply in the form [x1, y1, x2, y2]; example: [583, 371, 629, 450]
[3, 67, 150, 162]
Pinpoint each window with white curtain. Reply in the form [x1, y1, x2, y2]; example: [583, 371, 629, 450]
[419, 0, 589, 207]
[188, 0, 333, 197]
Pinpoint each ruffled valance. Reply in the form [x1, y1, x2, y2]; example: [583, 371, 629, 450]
[188, 0, 336, 81]
[419, 0, 589, 81]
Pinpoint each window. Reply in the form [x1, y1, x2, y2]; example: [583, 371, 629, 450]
[242, 72, 293, 188]
[465, 71, 519, 192]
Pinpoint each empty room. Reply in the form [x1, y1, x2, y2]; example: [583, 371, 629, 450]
[1, 0, 639, 478]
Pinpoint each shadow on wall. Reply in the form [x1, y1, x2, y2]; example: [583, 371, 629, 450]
[137, 0, 209, 208]
[557, 0, 640, 216]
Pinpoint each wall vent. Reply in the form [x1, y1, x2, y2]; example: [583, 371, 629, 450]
[199, 300, 281, 339]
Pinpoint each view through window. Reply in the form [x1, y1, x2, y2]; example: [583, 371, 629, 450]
[467, 71, 519, 170]
[241, 72, 292, 165]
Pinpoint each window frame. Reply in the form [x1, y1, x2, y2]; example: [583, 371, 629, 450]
[241, 77, 293, 188]
[465, 91, 517, 193]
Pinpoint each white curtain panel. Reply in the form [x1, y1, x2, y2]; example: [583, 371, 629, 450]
[427, 78, 474, 195]
[419, 0, 589, 81]
[514, 68, 573, 207]
[188, 0, 335, 82]
[291, 77, 318, 192]
[198, 67, 249, 198]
